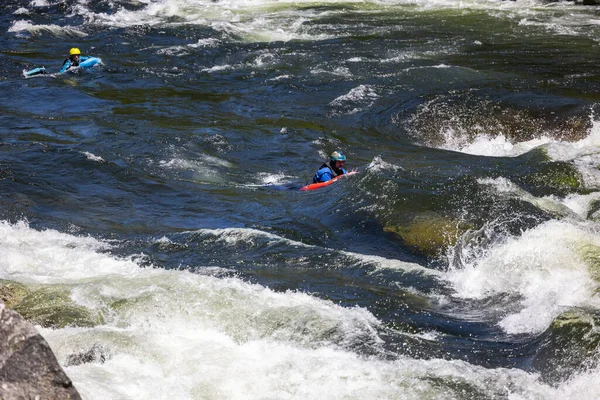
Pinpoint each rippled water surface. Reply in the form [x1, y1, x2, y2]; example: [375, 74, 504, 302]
[2, 0, 600, 398]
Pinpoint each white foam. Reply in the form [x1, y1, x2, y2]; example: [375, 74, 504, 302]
[328, 85, 378, 115]
[561, 192, 600, 219]
[81, 151, 105, 162]
[441, 117, 600, 194]
[155, 45, 190, 56]
[3, 221, 600, 398]
[159, 154, 233, 182]
[267, 74, 291, 82]
[255, 172, 294, 185]
[445, 219, 600, 334]
[191, 38, 221, 48]
[9, 0, 596, 48]
[56, 336, 556, 399]
[191, 226, 306, 247]
[440, 114, 600, 162]
[201, 64, 233, 73]
[8, 20, 37, 32]
[0, 221, 134, 284]
[477, 177, 582, 219]
[311, 66, 353, 79]
[330, 85, 378, 106]
[440, 129, 555, 157]
[367, 155, 404, 173]
[8, 20, 87, 37]
[82, 1, 335, 42]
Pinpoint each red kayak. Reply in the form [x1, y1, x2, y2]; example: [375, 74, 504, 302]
[300, 171, 357, 191]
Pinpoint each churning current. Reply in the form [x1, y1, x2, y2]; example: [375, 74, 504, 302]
[2, 0, 600, 398]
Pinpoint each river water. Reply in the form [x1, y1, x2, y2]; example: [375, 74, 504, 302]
[2, 0, 600, 398]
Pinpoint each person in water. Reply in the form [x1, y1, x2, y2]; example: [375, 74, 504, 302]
[313, 151, 348, 183]
[59, 48, 92, 74]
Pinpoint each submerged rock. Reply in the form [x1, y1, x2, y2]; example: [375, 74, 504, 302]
[384, 212, 469, 257]
[0, 303, 81, 399]
[13, 286, 103, 329]
[533, 310, 600, 383]
[514, 161, 583, 197]
[576, 243, 600, 287]
[1, 279, 103, 329]
[0, 280, 29, 308]
[587, 200, 600, 223]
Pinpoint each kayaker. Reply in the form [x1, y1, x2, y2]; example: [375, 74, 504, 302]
[59, 48, 93, 74]
[313, 151, 348, 183]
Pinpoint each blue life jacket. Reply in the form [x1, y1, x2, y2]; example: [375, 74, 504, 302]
[313, 163, 347, 183]
[60, 56, 91, 74]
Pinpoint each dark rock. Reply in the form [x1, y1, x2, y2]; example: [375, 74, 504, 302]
[0, 303, 81, 400]
[65, 343, 111, 367]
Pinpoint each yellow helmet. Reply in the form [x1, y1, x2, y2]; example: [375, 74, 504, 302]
[69, 47, 81, 56]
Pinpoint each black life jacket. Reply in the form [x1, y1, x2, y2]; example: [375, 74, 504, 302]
[313, 162, 343, 183]
[326, 161, 346, 177]
[63, 57, 80, 69]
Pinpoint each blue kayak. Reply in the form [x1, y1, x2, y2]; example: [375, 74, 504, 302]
[78, 57, 100, 69]
[23, 66, 47, 78]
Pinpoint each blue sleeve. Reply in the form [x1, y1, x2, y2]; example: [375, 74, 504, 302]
[321, 170, 333, 182]
[80, 56, 90, 62]
[59, 60, 71, 74]
[313, 168, 333, 183]
[341, 168, 347, 174]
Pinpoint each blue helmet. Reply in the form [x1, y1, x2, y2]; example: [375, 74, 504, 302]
[330, 151, 346, 162]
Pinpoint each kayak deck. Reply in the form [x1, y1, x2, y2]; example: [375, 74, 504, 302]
[299, 171, 357, 191]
